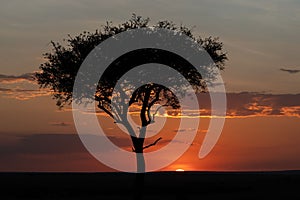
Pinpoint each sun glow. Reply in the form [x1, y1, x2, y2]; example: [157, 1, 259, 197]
[175, 168, 185, 172]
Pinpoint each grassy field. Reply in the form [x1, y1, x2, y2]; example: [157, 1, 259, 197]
[1, 171, 300, 199]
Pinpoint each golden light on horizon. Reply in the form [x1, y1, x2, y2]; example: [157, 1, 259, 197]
[175, 169, 185, 172]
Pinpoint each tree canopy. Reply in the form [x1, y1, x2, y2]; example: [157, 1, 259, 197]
[36, 14, 227, 108]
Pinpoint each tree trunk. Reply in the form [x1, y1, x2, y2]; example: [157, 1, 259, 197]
[127, 111, 148, 200]
[131, 136, 145, 172]
[136, 151, 145, 173]
[132, 139, 145, 200]
[133, 154, 145, 200]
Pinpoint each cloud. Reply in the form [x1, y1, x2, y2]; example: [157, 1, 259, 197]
[280, 68, 300, 74]
[0, 72, 52, 100]
[0, 133, 131, 156]
[0, 72, 35, 83]
[0, 87, 51, 100]
[0, 87, 12, 92]
[280, 106, 300, 117]
[220, 92, 300, 118]
[49, 122, 72, 127]
[0, 133, 132, 171]
[173, 128, 196, 133]
[159, 92, 300, 119]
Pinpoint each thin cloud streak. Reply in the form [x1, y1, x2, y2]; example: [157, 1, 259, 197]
[49, 122, 72, 127]
[0, 72, 35, 83]
[0, 87, 51, 100]
[280, 68, 300, 74]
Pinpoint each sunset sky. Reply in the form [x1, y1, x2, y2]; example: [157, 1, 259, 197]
[0, 0, 300, 172]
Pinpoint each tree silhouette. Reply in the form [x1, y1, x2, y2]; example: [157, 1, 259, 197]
[35, 14, 227, 175]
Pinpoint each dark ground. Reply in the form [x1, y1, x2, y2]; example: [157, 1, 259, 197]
[1, 171, 300, 199]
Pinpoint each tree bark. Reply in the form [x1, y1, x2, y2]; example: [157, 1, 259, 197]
[133, 141, 145, 200]
[135, 146, 145, 173]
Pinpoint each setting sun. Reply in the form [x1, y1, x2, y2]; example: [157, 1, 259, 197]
[175, 169, 185, 172]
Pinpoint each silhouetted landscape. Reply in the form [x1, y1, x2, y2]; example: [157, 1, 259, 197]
[2, 171, 300, 199]
[1, 2, 300, 200]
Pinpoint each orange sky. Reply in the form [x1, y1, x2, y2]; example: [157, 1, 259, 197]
[0, 93, 300, 172]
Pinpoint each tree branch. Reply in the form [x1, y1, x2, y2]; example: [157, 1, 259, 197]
[97, 104, 114, 119]
[147, 87, 163, 124]
[143, 137, 162, 150]
[140, 87, 151, 127]
[151, 105, 163, 123]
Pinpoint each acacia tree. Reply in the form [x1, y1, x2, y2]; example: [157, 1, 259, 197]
[35, 14, 227, 173]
